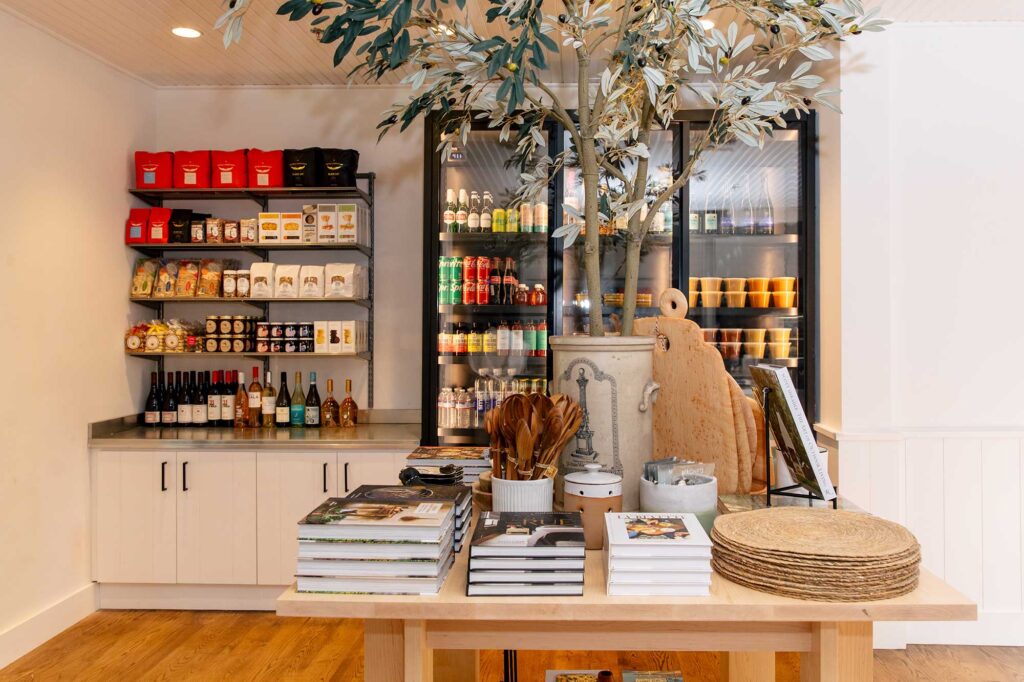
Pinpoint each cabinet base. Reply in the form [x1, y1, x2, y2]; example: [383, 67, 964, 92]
[97, 583, 284, 611]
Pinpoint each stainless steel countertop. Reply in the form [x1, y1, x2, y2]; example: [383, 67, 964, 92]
[89, 413, 421, 451]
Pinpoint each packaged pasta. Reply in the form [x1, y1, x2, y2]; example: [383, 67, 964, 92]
[197, 259, 224, 298]
[153, 261, 180, 298]
[274, 264, 300, 298]
[130, 258, 160, 298]
[174, 261, 200, 297]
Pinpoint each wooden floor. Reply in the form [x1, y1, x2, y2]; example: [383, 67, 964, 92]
[1, 611, 1022, 681]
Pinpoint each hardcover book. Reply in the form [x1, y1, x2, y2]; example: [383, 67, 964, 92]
[605, 513, 712, 558]
[469, 512, 585, 557]
[298, 498, 454, 542]
[407, 446, 490, 464]
[750, 364, 836, 501]
[347, 484, 471, 512]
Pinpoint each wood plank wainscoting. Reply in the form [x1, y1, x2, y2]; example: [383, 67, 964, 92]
[3, 611, 1024, 681]
[818, 427, 1024, 647]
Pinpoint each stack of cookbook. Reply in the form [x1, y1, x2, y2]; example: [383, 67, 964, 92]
[405, 446, 491, 485]
[347, 483, 472, 552]
[604, 512, 712, 596]
[467, 511, 586, 596]
[295, 490, 456, 595]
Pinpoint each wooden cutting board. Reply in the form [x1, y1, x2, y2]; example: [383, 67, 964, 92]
[634, 288, 758, 493]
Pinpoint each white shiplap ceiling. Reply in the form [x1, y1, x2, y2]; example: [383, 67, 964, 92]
[0, 0, 1021, 88]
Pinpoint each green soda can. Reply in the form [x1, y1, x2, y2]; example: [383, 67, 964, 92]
[438, 280, 450, 306]
[438, 256, 450, 283]
[450, 278, 463, 305]
[492, 207, 506, 233]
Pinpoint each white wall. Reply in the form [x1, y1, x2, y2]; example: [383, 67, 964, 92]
[153, 87, 423, 409]
[835, 22, 1024, 646]
[0, 10, 155, 665]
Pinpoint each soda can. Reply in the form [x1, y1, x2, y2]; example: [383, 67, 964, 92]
[438, 256, 450, 283]
[462, 256, 476, 284]
[438, 281, 450, 306]
[450, 256, 462, 283]
[476, 255, 490, 283]
[492, 208, 506, 233]
[520, 202, 533, 233]
[462, 277, 475, 304]
[451, 279, 463, 305]
[476, 278, 489, 305]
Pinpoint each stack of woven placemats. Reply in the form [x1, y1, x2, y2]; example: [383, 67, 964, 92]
[711, 507, 921, 602]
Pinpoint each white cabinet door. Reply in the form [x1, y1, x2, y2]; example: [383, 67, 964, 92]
[256, 451, 337, 585]
[93, 450, 176, 583]
[337, 450, 405, 495]
[176, 451, 257, 585]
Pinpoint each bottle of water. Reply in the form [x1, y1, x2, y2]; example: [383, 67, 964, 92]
[474, 376, 488, 425]
[455, 389, 471, 428]
[755, 175, 775, 235]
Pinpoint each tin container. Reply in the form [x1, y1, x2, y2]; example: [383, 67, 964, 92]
[218, 338, 232, 353]
[218, 317, 232, 335]
[231, 316, 246, 335]
[270, 339, 283, 353]
[204, 336, 219, 353]
[284, 322, 298, 339]
[231, 336, 245, 353]
[256, 339, 270, 353]
[298, 337, 314, 353]
[256, 322, 270, 339]
[270, 322, 284, 339]
[563, 464, 623, 550]
[205, 317, 219, 335]
[298, 322, 313, 338]
[284, 339, 298, 353]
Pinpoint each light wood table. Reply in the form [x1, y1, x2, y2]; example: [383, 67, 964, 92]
[277, 551, 974, 682]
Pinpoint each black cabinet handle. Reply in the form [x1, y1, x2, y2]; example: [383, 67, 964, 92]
[322, 462, 328, 493]
[161, 461, 167, 492]
[182, 461, 188, 491]
[344, 462, 350, 493]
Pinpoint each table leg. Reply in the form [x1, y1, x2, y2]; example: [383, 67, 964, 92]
[404, 619, 433, 682]
[720, 651, 775, 682]
[364, 620, 404, 682]
[800, 622, 873, 682]
[434, 649, 480, 681]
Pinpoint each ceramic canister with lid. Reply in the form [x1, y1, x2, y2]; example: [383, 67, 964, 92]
[563, 463, 622, 550]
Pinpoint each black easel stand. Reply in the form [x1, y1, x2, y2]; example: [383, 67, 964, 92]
[762, 386, 838, 509]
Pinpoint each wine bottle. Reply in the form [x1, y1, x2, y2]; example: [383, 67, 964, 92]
[161, 371, 177, 425]
[192, 370, 208, 426]
[177, 371, 192, 426]
[221, 370, 236, 426]
[275, 371, 290, 427]
[321, 379, 340, 427]
[340, 379, 358, 427]
[207, 371, 222, 427]
[144, 372, 161, 426]
[247, 366, 262, 428]
[305, 371, 321, 427]
[261, 371, 277, 428]
[234, 371, 249, 428]
[290, 372, 306, 427]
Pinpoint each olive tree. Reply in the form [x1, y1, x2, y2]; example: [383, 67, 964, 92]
[222, 0, 886, 335]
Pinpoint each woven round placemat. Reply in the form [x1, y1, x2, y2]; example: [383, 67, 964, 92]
[713, 508, 919, 559]
[711, 508, 921, 602]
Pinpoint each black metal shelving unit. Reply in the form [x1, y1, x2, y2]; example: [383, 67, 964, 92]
[127, 174, 377, 407]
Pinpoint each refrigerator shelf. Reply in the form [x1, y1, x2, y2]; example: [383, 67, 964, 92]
[437, 355, 548, 367]
[438, 232, 547, 243]
[438, 304, 547, 316]
[688, 307, 800, 317]
[689, 233, 799, 245]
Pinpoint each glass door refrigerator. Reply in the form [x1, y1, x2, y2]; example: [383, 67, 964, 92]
[681, 111, 818, 419]
[557, 125, 684, 335]
[422, 113, 557, 445]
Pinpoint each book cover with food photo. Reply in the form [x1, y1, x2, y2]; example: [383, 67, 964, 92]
[298, 499, 454, 542]
[469, 512, 585, 556]
[605, 513, 712, 557]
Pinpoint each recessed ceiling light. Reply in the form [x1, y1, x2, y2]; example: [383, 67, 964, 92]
[172, 27, 202, 39]
[700, 19, 715, 30]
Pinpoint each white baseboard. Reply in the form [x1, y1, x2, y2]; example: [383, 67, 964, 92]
[0, 583, 97, 669]
[97, 583, 284, 611]
[908, 612, 1024, 646]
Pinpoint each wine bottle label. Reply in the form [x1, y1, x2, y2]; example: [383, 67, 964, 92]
[144, 412, 160, 424]
[276, 406, 290, 422]
[248, 391, 261, 409]
[161, 411, 177, 424]
[177, 405, 192, 424]
[222, 395, 235, 421]
[290, 405, 305, 425]
[192, 405, 207, 424]
[207, 396, 219, 412]
[262, 397, 276, 415]
[305, 407, 320, 425]
[510, 331, 524, 351]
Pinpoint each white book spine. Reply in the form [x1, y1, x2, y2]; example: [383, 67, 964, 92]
[772, 367, 836, 500]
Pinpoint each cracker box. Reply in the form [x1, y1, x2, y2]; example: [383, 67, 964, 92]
[317, 204, 338, 243]
[302, 205, 318, 243]
[337, 203, 370, 245]
[328, 321, 343, 354]
[281, 212, 303, 243]
[258, 212, 281, 243]
[314, 321, 329, 354]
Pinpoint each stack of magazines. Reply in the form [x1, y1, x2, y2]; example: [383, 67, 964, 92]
[467, 512, 586, 596]
[348, 484, 472, 552]
[405, 446, 491, 484]
[605, 513, 712, 596]
[295, 490, 456, 595]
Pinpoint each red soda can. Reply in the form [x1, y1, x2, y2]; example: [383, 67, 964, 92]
[462, 256, 476, 284]
[476, 255, 490, 283]
[476, 278, 489, 305]
[462, 277, 476, 304]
